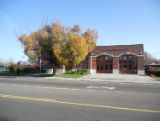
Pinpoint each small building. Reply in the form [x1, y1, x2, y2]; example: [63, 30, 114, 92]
[84, 44, 144, 75]
[145, 63, 160, 68]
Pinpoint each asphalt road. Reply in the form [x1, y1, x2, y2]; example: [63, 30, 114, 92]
[0, 77, 160, 121]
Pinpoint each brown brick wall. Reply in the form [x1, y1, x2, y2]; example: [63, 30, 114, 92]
[137, 56, 144, 70]
[113, 57, 119, 69]
[91, 57, 96, 69]
[91, 44, 144, 57]
[83, 44, 144, 74]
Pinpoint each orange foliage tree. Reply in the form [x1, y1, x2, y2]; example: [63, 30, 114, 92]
[19, 21, 98, 72]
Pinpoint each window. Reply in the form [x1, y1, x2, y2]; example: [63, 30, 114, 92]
[123, 56, 127, 60]
[101, 65, 103, 70]
[105, 56, 108, 61]
[129, 65, 132, 70]
[105, 65, 108, 70]
[109, 65, 112, 70]
[124, 65, 127, 68]
[128, 56, 133, 60]
[97, 65, 99, 71]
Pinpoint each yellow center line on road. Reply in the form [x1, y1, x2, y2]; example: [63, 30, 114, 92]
[0, 93, 160, 114]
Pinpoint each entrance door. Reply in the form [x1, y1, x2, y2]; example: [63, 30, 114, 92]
[96, 55, 113, 73]
[119, 55, 137, 74]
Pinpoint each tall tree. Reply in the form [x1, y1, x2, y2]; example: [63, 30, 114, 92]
[144, 51, 159, 64]
[54, 31, 88, 70]
[83, 28, 98, 52]
[19, 21, 98, 72]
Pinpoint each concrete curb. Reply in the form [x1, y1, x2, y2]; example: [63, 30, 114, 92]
[44, 75, 160, 84]
[80, 79, 160, 84]
[1, 75, 160, 84]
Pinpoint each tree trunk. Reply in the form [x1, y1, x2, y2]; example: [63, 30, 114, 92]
[52, 64, 56, 76]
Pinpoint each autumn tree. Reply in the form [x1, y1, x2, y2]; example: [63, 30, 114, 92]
[19, 21, 98, 73]
[53, 24, 98, 70]
[144, 51, 160, 64]
[54, 31, 88, 70]
[19, 21, 63, 72]
[83, 28, 98, 52]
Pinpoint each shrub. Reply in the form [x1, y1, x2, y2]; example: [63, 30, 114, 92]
[145, 66, 160, 77]
[8, 64, 18, 72]
[20, 67, 39, 74]
[65, 69, 89, 75]
[78, 69, 89, 75]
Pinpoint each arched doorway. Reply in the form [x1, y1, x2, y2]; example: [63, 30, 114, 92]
[119, 54, 137, 74]
[96, 55, 113, 73]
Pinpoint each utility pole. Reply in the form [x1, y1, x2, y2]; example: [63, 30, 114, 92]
[39, 54, 42, 73]
[35, 39, 42, 73]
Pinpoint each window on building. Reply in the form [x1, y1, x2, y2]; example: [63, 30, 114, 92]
[97, 65, 99, 71]
[124, 65, 127, 68]
[123, 56, 127, 60]
[129, 65, 132, 70]
[109, 64, 112, 70]
[101, 65, 103, 70]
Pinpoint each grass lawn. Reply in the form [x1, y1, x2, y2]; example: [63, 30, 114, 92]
[57, 73, 84, 78]
[56, 70, 89, 79]
[0, 71, 53, 77]
[0, 72, 17, 76]
[155, 77, 160, 81]
[0, 69, 89, 79]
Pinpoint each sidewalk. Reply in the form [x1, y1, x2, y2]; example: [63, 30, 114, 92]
[79, 74, 160, 84]
[1, 74, 159, 84]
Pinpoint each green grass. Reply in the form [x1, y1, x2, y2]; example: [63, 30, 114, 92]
[0, 71, 17, 76]
[155, 77, 160, 81]
[57, 73, 83, 78]
[0, 69, 90, 78]
[56, 69, 89, 79]
[0, 71, 53, 77]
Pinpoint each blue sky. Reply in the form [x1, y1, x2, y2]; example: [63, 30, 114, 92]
[0, 0, 160, 62]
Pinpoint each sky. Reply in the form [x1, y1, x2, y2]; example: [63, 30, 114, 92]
[0, 0, 160, 62]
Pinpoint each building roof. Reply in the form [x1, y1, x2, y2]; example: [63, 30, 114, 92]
[146, 63, 160, 66]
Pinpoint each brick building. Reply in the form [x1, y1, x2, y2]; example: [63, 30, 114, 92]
[84, 44, 144, 75]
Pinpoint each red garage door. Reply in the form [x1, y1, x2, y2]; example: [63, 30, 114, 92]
[119, 55, 137, 74]
[96, 55, 113, 73]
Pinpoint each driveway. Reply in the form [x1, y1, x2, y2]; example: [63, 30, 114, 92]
[81, 74, 160, 84]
